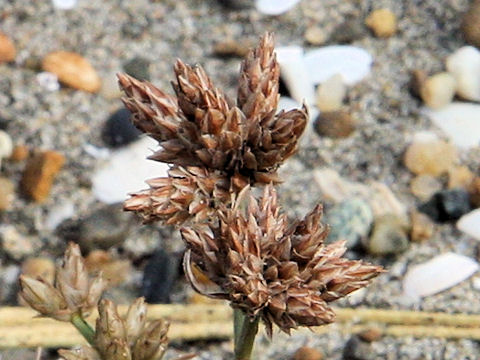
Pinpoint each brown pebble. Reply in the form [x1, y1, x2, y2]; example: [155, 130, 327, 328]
[0, 177, 15, 211]
[365, 9, 397, 38]
[448, 166, 474, 189]
[293, 346, 323, 360]
[468, 177, 480, 208]
[410, 210, 435, 242]
[462, 0, 480, 48]
[357, 327, 383, 342]
[42, 51, 101, 93]
[314, 110, 356, 138]
[9, 145, 29, 162]
[409, 69, 428, 99]
[21, 257, 56, 284]
[0, 32, 16, 63]
[410, 175, 442, 201]
[304, 26, 326, 45]
[85, 250, 131, 286]
[213, 39, 250, 58]
[21, 150, 65, 202]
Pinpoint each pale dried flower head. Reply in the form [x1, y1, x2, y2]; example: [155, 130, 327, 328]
[119, 32, 308, 225]
[182, 185, 383, 336]
[19, 242, 107, 321]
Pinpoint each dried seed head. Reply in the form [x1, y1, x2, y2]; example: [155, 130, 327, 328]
[58, 346, 102, 360]
[120, 32, 308, 225]
[182, 185, 383, 335]
[19, 275, 70, 321]
[95, 299, 127, 357]
[125, 297, 147, 345]
[131, 319, 169, 360]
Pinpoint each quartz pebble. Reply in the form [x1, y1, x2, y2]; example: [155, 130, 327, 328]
[326, 198, 373, 249]
[410, 175, 442, 201]
[448, 166, 474, 189]
[365, 9, 397, 38]
[420, 72, 456, 109]
[410, 210, 435, 242]
[424, 102, 480, 149]
[21, 257, 55, 284]
[313, 110, 356, 138]
[462, 0, 480, 48]
[0, 32, 16, 63]
[445, 46, 480, 102]
[255, 0, 300, 15]
[457, 209, 480, 241]
[293, 346, 323, 360]
[0, 177, 15, 211]
[36, 72, 60, 92]
[52, 0, 77, 9]
[92, 137, 169, 204]
[403, 253, 479, 298]
[21, 150, 65, 202]
[364, 214, 409, 256]
[42, 51, 101, 93]
[315, 74, 346, 112]
[403, 137, 457, 176]
[304, 27, 326, 46]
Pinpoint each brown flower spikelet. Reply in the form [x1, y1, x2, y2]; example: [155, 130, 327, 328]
[119, 33, 307, 225]
[181, 185, 383, 335]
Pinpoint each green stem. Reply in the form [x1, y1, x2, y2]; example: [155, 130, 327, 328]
[233, 309, 259, 360]
[70, 313, 95, 346]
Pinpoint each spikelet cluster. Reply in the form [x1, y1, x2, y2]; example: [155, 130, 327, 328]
[19, 243, 106, 321]
[182, 185, 383, 335]
[119, 33, 308, 225]
[59, 298, 170, 360]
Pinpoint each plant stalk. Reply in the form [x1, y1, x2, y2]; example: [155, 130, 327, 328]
[70, 313, 95, 346]
[233, 309, 259, 360]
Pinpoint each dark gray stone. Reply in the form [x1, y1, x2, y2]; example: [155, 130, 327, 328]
[343, 335, 374, 360]
[123, 57, 151, 81]
[142, 249, 180, 304]
[419, 189, 471, 222]
[102, 108, 142, 147]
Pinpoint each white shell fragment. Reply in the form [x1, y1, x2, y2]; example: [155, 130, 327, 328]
[36, 72, 60, 92]
[303, 46, 373, 85]
[403, 253, 479, 298]
[424, 102, 480, 149]
[92, 137, 169, 204]
[255, 0, 301, 15]
[457, 209, 480, 241]
[275, 46, 316, 105]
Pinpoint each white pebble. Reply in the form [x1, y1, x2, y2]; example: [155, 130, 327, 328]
[457, 208, 480, 241]
[52, 0, 77, 10]
[45, 201, 75, 231]
[255, 0, 300, 15]
[316, 74, 346, 112]
[36, 72, 60, 92]
[303, 45, 373, 85]
[424, 102, 480, 149]
[0, 130, 13, 161]
[446, 46, 480, 102]
[403, 253, 479, 298]
[92, 137, 169, 204]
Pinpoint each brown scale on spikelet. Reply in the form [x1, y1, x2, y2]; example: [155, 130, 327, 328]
[181, 185, 383, 336]
[119, 33, 307, 225]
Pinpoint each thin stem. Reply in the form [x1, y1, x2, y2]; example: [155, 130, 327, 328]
[233, 309, 259, 360]
[70, 313, 95, 346]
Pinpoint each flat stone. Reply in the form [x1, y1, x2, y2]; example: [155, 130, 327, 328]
[457, 208, 480, 241]
[21, 150, 65, 202]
